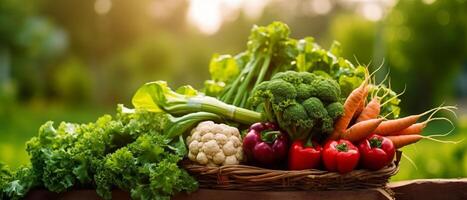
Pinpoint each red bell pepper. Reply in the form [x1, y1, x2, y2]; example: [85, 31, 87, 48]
[358, 134, 395, 170]
[322, 139, 360, 174]
[288, 140, 322, 170]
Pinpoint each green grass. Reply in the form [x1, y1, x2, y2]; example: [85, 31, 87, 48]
[0, 103, 112, 169]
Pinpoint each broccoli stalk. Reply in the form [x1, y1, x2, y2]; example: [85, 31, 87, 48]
[132, 81, 263, 125]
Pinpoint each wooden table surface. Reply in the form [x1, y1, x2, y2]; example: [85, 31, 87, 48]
[24, 178, 467, 200]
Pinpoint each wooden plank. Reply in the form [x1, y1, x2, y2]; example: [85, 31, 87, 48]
[23, 178, 467, 200]
[388, 178, 467, 200]
[24, 189, 131, 200]
[174, 189, 393, 200]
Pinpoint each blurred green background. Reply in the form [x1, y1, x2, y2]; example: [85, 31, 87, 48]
[0, 0, 466, 181]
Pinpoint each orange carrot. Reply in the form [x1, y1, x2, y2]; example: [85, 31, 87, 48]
[374, 115, 419, 136]
[375, 106, 456, 136]
[387, 135, 423, 149]
[353, 100, 365, 119]
[329, 83, 368, 140]
[356, 98, 380, 123]
[388, 123, 426, 135]
[353, 85, 369, 119]
[341, 118, 383, 142]
[384, 116, 454, 136]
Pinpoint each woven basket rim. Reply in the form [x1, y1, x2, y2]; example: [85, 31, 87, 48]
[182, 151, 401, 192]
[183, 151, 401, 176]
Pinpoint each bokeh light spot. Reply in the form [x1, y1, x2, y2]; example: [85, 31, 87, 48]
[94, 0, 112, 15]
[311, 0, 332, 15]
[361, 3, 383, 21]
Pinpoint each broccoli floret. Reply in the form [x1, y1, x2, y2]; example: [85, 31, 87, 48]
[309, 77, 341, 102]
[320, 116, 334, 134]
[298, 72, 317, 84]
[249, 81, 272, 108]
[282, 103, 310, 125]
[326, 102, 344, 119]
[302, 97, 328, 120]
[271, 71, 302, 85]
[268, 80, 296, 109]
[296, 83, 313, 102]
[282, 103, 314, 140]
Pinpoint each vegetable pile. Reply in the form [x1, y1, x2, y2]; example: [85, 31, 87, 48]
[0, 21, 457, 200]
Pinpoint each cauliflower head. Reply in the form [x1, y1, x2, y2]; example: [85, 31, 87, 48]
[186, 121, 243, 167]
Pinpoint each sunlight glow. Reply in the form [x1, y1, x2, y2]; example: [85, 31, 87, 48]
[422, 0, 436, 5]
[311, 0, 332, 15]
[187, 0, 223, 35]
[94, 0, 112, 15]
[186, 0, 269, 35]
[360, 3, 383, 21]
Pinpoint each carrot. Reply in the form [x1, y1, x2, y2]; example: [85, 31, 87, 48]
[374, 115, 419, 136]
[387, 135, 423, 149]
[361, 84, 405, 123]
[375, 106, 456, 136]
[354, 68, 392, 122]
[341, 118, 383, 142]
[352, 86, 368, 120]
[386, 116, 455, 136]
[329, 82, 368, 140]
[353, 100, 365, 119]
[388, 134, 461, 149]
[356, 98, 380, 123]
[389, 122, 426, 135]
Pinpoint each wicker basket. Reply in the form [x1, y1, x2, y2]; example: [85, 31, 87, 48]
[183, 151, 401, 191]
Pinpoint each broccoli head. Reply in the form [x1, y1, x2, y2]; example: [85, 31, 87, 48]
[281, 103, 314, 140]
[249, 71, 343, 141]
[309, 77, 341, 102]
[302, 97, 327, 120]
[326, 102, 344, 119]
[268, 80, 296, 109]
[271, 71, 302, 85]
[296, 83, 313, 103]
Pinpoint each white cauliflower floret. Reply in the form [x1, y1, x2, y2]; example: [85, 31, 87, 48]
[188, 152, 196, 161]
[188, 140, 200, 154]
[196, 152, 208, 165]
[201, 133, 214, 142]
[223, 155, 238, 165]
[222, 141, 236, 156]
[187, 121, 244, 166]
[186, 136, 192, 144]
[202, 140, 220, 155]
[213, 152, 226, 165]
[214, 133, 228, 145]
[197, 141, 204, 150]
[230, 136, 241, 148]
[235, 147, 243, 160]
[191, 131, 201, 142]
[210, 125, 224, 134]
[230, 127, 240, 137]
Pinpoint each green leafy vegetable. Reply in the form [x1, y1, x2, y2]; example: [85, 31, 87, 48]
[0, 105, 201, 200]
[95, 134, 197, 200]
